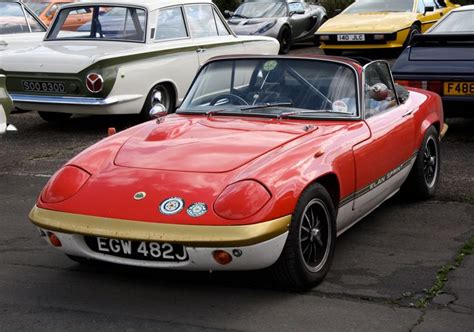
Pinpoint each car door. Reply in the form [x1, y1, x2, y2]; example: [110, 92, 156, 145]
[153, 6, 200, 103]
[184, 4, 244, 66]
[352, 61, 416, 219]
[418, 0, 443, 32]
[287, 2, 308, 39]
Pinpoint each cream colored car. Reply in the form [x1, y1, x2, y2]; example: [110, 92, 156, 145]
[0, 0, 280, 122]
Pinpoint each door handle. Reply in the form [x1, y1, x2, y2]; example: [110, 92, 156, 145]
[402, 108, 416, 117]
[196, 48, 206, 53]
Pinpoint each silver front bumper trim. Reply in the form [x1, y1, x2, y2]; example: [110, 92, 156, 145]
[11, 93, 142, 106]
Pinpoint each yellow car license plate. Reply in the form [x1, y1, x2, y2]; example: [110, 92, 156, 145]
[443, 82, 474, 96]
[337, 34, 365, 42]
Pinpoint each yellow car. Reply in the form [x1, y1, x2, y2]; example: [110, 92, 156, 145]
[315, 0, 458, 55]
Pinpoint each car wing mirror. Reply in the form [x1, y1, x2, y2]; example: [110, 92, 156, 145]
[149, 104, 167, 119]
[224, 10, 234, 19]
[334, 8, 342, 15]
[424, 6, 435, 14]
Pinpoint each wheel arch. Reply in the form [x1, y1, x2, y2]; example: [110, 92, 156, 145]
[143, 80, 178, 110]
[307, 173, 341, 211]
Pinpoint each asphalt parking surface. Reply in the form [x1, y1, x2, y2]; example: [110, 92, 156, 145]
[0, 47, 473, 331]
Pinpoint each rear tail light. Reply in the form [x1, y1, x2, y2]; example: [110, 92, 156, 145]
[86, 73, 104, 93]
[427, 81, 443, 95]
[395, 80, 443, 95]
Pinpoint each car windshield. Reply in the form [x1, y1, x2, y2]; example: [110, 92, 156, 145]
[234, 2, 287, 18]
[344, 0, 414, 13]
[27, 2, 50, 15]
[429, 10, 474, 33]
[179, 58, 358, 119]
[46, 5, 146, 42]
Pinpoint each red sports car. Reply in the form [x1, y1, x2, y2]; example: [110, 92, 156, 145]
[29, 56, 447, 290]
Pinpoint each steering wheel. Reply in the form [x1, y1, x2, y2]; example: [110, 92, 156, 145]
[209, 93, 249, 106]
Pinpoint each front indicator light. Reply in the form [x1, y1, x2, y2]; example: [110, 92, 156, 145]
[213, 250, 232, 265]
[41, 166, 91, 203]
[253, 20, 277, 34]
[319, 35, 330, 41]
[214, 180, 271, 220]
[47, 232, 62, 247]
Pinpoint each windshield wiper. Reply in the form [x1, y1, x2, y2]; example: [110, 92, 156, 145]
[205, 109, 241, 116]
[278, 110, 354, 119]
[232, 13, 248, 18]
[241, 102, 293, 111]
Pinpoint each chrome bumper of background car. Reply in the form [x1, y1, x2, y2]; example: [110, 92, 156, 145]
[440, 124, 448, 141]
[11, 93, 142, 106]
[36, 228, 289, 271]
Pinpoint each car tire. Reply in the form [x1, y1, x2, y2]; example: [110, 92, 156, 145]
[403, 24, 421, 48]
[140, 83, 175, 121]
[323, 49, 343, 56]
[66, 254, 97, 265]
[38, 111, 72, 123]
[278, 26, 292, 54]
[402, 126, 440, 199]
[271, 183, 336, 291]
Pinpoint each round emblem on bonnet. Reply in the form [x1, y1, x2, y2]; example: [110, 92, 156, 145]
[159, 197, 185, 215]
[187, 202, 208, 217]
[133, 192, 146, 200]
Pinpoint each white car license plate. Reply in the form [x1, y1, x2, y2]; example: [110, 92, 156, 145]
[337, 34, 365, 42]
[85, 236, 188, 262]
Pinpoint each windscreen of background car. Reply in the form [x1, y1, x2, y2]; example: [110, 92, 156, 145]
[27, 2, 50, 16]
[234, 2, 287, 18]
[47, 6, 146, 42]
[344, 0, 414, 13]
[179, 59, 358, 118]
[429, 10, 474, 33]
[0, 3, 32, 34]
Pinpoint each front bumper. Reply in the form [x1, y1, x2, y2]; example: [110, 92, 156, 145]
[317, 28, 409, 50]
[29, 206, 291, 270]
[11, 93, 144, 115]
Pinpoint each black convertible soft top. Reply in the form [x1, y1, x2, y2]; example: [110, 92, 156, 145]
[410, 33, 474, 47]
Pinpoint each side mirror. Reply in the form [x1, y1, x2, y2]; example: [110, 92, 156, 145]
[334, 8, 342, 14]
[149, 104, 167, 119]
[424, 6, 435, 13]
[224, 10, 234, 19]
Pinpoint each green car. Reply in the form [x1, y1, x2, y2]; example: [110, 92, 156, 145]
[0, 75, 16, 134]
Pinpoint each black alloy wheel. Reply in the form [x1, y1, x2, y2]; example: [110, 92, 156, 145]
[278, 26, 292, 54]
[271, 183, 336, 291]
[402, 126, 440, 199]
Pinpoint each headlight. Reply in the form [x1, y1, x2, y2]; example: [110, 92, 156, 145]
[41, 166, 91, 203]
[253, 20, 277, 35]
[214, 180, 271, 220]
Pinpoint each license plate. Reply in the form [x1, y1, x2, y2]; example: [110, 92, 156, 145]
[22, 80, 65, 93]
[84, 236, 188, 262]
[337, 34, 365, 42]
[443, 82, 474, 96]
